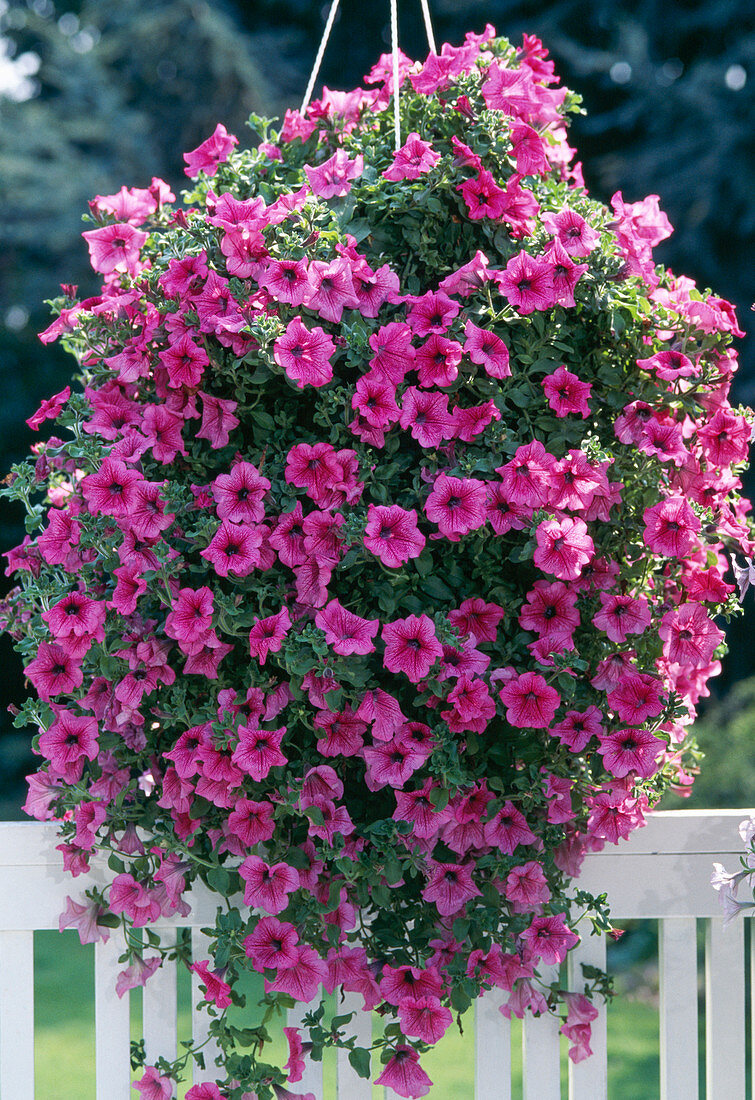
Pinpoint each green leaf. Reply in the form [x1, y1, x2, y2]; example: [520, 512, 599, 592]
[348, 1047, 372, 1079]
[107, 854, 125, 874]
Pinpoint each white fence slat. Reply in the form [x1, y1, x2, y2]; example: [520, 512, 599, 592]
[335, 990, 371, 1099]
[659, 917, 698, 1100]
[0, 930, 34, 1100]
[751, 920, 755, 1100]
[191, 927, 223, 1087]
[475, 986, 511, 1100]
[94, 931, 131, 1100]
[143, 927, 177, 1065]
[287, 995, 325, 1100]
[567, 933, 607, 1100]
[705, 917, 745, 1100]
[522, 964, 561, 1100]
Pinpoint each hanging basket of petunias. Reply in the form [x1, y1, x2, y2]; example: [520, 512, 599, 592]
[2, 23, 752, 1100]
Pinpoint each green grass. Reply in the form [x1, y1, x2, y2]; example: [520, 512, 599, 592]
[32, 929, 686, 1099]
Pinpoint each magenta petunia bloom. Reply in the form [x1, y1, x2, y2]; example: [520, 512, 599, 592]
[510, 121, 550, 176]
[81, 457, 143, 517]
[457, 169, 507, 220]
[659, 602, 724, 668]
[549, 707, 604, 752]
[534, 516, 594, 580]
[189, 960, 233, 1008]
[82, 223, 148, 276]
[26, 385, 71, 431]
[196, 392, 240, 449]
[382, 614, 443, 683]
[414, 333, 463, 388]
[24, 641, 84, 700]
[212, 461, 270, 524]
[422, 861, 481, 916]
[593, 592, 651, 643]
[607, 671, 664, 724]
[643, 497, 701, 558]
[498, 671, 561, 729]
[398, 995, 453, 1044]
[383, 132, 441, 181]
[405, 290, 460, 336]
[463, 319, 511, 378]
[39, 710, 98, 782]
[351, 372, 400, 428]
[424, 473, 487, 540]
[375, 1046, 433, 1099]
[520, 914, 579, 965]
[363, 504, 426, 568]
[274, 316, 336, 388]
[496, 250, 557, 314]
[368, 321, 415, 383]
[399, 387, 455, 449]
[232, 725, 287, 780]
[239, 855, 299, 914]
[541, 208, 601, 257]
[244, 916, 300, 972]
[542, 364, 592, 418]
[305, 257, 360, 323]
[448, 597, 505, 644]
[265, 943, 327, 1003]
[200, 519, 262, 577]
[183, 122, 238, 177]
[597, 727, 665, 779]
[133, 1066, 173, 1100]
[305, 148, 364, 198]
[315, 598, 379, 656]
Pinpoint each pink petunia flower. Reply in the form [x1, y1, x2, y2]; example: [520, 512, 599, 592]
[304, 148, 364, 198]
[534, 517, 594, 580]
[24, 642, 83, 700]
[398, 995, 453, 1043]
[134, 1066, 173, 1099]
[496, 251, 556, 314]
[415, 333, 463, 388]
[26, 386, 71, 431]
[593, 592, 651, 643]
[659, 602, 724, 668]
[183, 122, 238, 177]
[239, 856, 299, 913]
[422, 861, 481, 916]
[424, 473, 487, 540]
[549, 706, 604, 752]
[363, 504, 426, 568]
[520, 914, 579, 965]
[499, 671, 561, 729]
[212, 462, 270, 524]
[383, 132, 441, 180]
[382, 615, 443, 682]
[405, 290, 460, 336]
[81, 223, 148, 276]
[541, 208, 601, 257]
[375, 1046, 433, 1099]
[457, 170, 507, 220]
[463, 320, 511, 378]
[448, 597, 505, 644]
[315, 598, 379, 656]
[196, 392, 240, 449]
[643, 497, 701, 558]
[244, 916, 300, 971]
[200, 520, 262, 577]
[542, 364, 592, 418]
[232, 725, 287, 780]
[597, 727, 665, 778]
[274, 316, 335, 388]
[399, 387, 455, 449]
[189, 960, 233, 1008]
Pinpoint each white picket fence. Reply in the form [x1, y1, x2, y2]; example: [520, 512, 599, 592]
[0, 809, 751, 1099]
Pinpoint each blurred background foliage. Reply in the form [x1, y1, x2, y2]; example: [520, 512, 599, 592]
[0, 0, 753, 817]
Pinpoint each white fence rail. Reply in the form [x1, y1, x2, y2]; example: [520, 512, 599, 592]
[0, 809, 751, 1099]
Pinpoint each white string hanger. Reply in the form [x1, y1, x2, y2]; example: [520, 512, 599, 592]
[300, 0, 341, 115]
[299, 0, 439, 152]
[390, 0, 401, 151]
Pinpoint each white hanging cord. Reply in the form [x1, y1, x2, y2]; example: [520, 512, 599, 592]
[418, 0, 437, 55]
[300, 0, 341, 114]
[390, 0, 401, 150]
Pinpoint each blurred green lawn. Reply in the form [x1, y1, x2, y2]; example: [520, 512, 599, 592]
[35, 928, 688, 1100]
